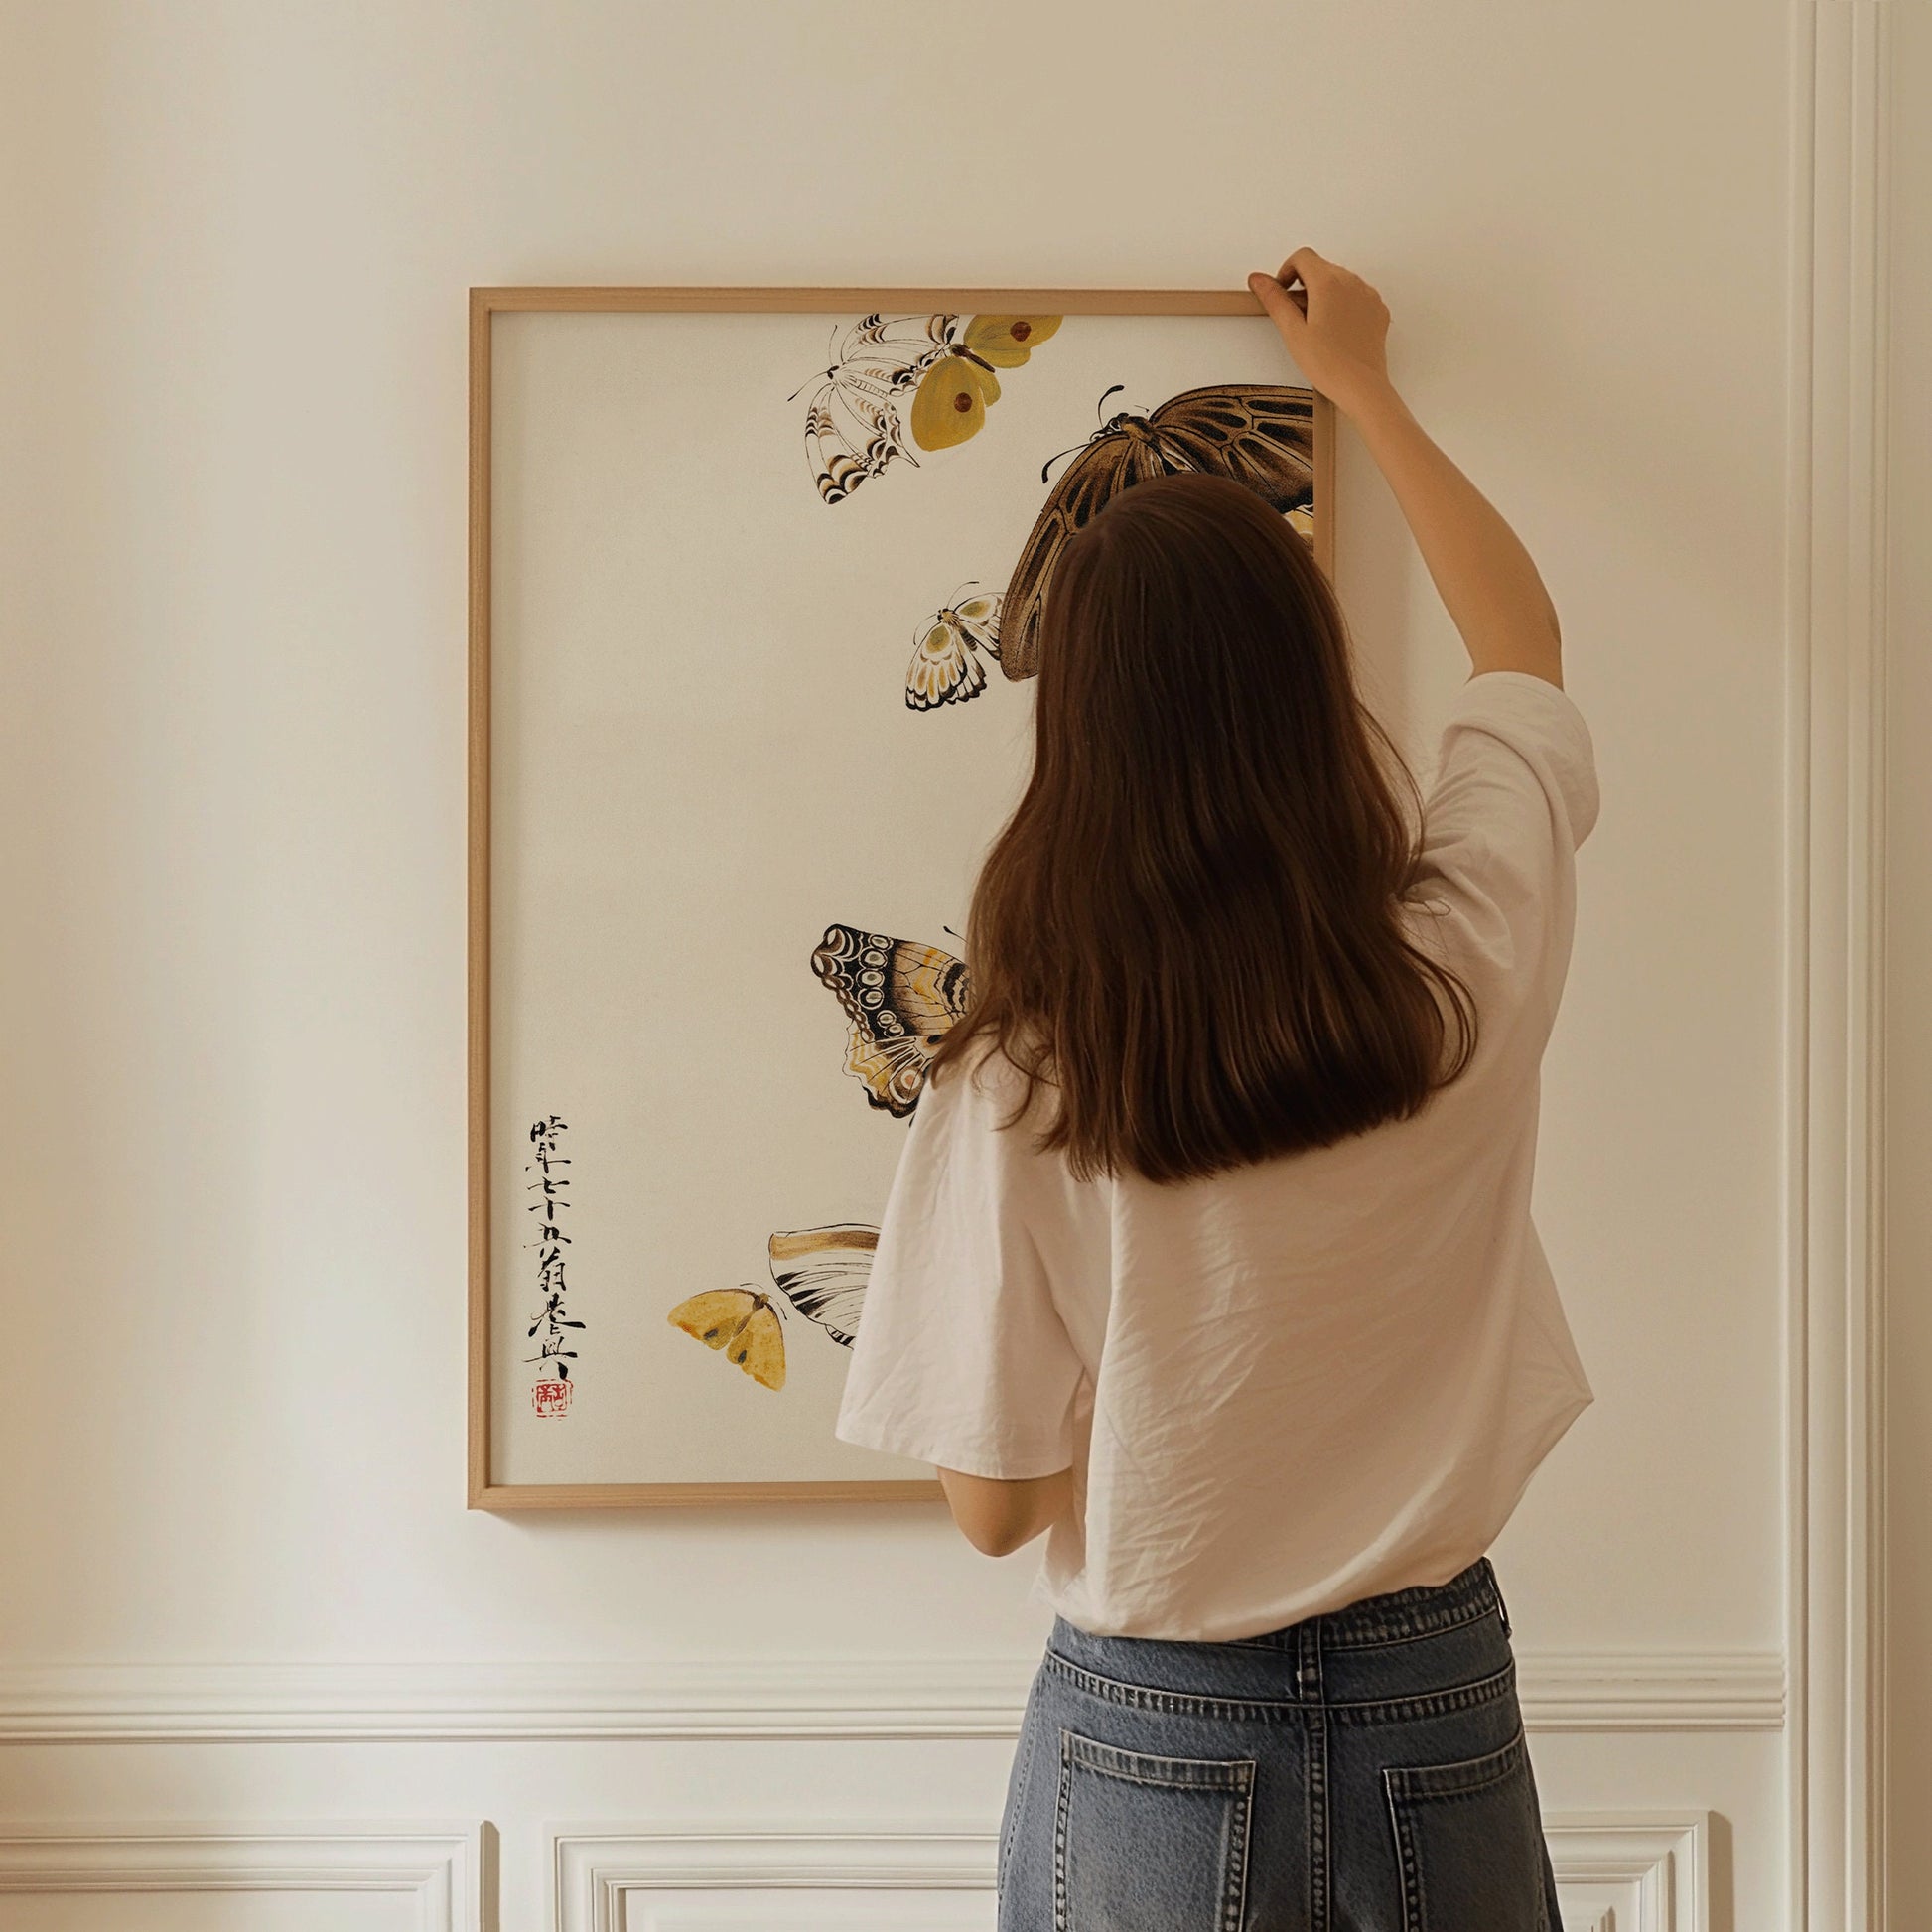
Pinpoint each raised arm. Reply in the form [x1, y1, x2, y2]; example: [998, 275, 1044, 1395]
[1248, 249, 1565, 689]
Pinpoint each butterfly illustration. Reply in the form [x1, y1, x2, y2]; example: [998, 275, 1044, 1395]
[809, 923, 970, 1117]
[997, 384, 1317, 679]
[666, 1284, 788, 1391]
[793, 313, 1060, 504]
[767, 1223, 879, 1348]
[907, 315, 1061, 454]
[906, 584, 1003, 710]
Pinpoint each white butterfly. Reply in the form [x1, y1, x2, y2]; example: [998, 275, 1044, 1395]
[792, 314, 953, 505]
[767, 1224, 879, 1348]
[906, 584, 1003, 711]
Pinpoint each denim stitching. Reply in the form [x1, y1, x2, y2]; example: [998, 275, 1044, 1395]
[1327, 1658, 1518, 1725]
[1044, 1647, 1518, 1726]
[1064, 1731, 1256, 1790]
[1383, 1725, 1534, 1932]
[1224, 1773, 1254, 1932]
[1383, 1725, 1528, 1800]
[1052, 1730, 1073, 1932]
[1318, 1600, 1497, 1650]
[1301, 1621, 1329, 1932]
[1045, 1650, 1304, 1722]
[1310, 1689, 1330, 1931]
[1386, 1770, 1426, 1932]
[1053, 1727, 1257, 1930]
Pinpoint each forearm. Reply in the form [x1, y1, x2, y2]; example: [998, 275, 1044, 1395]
[937, 1465, 1073, 1558]
[1247, 248, 1566, 688]
[1346, 381, 1564, 685]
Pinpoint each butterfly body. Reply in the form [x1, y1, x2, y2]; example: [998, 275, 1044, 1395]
[999, 383, 1316, 679]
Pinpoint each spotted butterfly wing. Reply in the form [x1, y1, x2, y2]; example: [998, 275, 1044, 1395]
[905, 588, 1002, 710]
[767, 1224, 878, 1348]
[666, 1287, 787, 1391]
[809, 924, 970, 1117]
[909, 315, 1062, 452]
[999, 384, 1317, 679]
[796, 313, 954, 504]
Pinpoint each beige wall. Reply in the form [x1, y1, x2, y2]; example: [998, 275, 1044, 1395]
[0, 2, 1891, 1926]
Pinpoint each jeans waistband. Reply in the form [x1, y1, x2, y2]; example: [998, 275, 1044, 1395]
[1228, 1555, 1509, 1651]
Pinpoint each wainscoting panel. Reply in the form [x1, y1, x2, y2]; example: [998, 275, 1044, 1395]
[549, 1816, 1712, 1932]
[0, 1827, 484, 1932]
[553, 1832, 993, 1932]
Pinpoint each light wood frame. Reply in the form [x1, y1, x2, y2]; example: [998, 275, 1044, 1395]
[467, 285, 1336, 1510]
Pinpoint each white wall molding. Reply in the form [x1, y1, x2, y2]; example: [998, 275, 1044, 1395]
[550, 1815, 1710, 1932]
[552, 1829, 991, 1931]
[1542, 1812, 1714, 1932]
[0, 1824, 485, 1929]
[0, 1650, 1782, 1743]
[1785, 2, 1892, 1930]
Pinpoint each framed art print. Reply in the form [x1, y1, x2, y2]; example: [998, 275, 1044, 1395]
[469, 285, 1335, 1508]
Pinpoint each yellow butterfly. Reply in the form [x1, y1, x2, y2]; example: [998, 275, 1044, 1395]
[908, 315, 1062, 452]
[667, 1286, 787, 1391]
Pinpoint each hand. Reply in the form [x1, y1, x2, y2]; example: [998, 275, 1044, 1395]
[1247, 249, 1394, 418]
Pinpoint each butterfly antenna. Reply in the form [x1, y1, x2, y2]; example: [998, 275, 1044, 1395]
[1040, 438, 1086, 484]
[1040, 387, 1128, 480]
[784, 322, 846, 404]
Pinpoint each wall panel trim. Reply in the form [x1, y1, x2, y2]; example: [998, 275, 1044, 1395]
[1784, 3, 1892, 1929]
[549, 1815, 1710, 1932]
[0, 1652, 1782, 1743]
[0, 1824, 485, 1930]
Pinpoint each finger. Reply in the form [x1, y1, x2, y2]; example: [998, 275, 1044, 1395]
[1247, 271, 1309, 343]
[1247, 270, 1308, 317]
[1278, 246, 1331, 288]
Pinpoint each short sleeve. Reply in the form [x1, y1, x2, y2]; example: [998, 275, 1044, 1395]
[1411, 670, 1600, 1030]
[834, 1045, 1087, 1480]
[1433, 670, 1598, 849]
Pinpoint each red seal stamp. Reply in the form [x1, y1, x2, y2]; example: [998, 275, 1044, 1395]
[532, 1378, 572, 1418]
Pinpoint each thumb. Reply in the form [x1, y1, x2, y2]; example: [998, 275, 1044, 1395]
[1247, 271, 1308, 347]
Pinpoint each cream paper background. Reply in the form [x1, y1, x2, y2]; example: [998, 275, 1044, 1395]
[488, 306, 1314, 1486]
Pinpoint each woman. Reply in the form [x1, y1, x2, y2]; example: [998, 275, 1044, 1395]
[836, 248, 1592, 1931]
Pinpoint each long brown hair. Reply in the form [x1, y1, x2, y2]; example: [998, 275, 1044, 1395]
[926, 470, 1477, 1184]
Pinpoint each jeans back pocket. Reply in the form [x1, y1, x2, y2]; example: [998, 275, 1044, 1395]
[1053, 1729, 1254, 1932]
[1383, 1724, 1550, 1932]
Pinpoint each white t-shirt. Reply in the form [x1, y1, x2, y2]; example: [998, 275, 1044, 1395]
[834, 669, 1600, 1641]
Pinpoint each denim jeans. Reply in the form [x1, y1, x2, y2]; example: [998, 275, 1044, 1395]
[996, 1556, 1562, 1932]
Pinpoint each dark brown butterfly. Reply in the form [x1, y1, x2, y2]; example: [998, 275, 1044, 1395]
[809, 923, 969, 1118]
[998, 384, 1317, 680]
